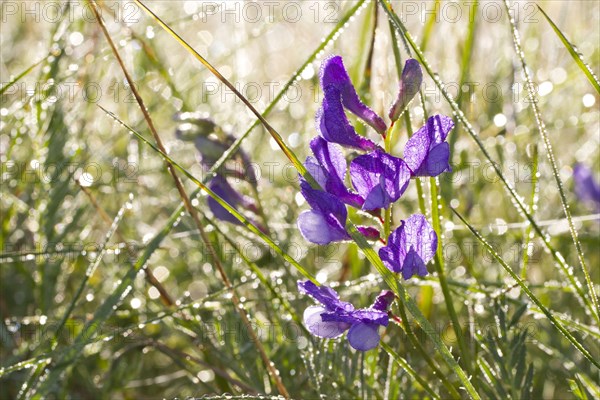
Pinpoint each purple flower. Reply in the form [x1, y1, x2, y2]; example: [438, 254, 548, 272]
[297, 182, 379, 245]
[320, 55, 387, 134]
[389, 59, 423, 122]
[298, 280, 394, 351]
[350, 150, 411, 210]
[573, 163, 600, 209]
[404, 115, 454, 177]
[208, 175, 257, 225]
[379, 214, 437, 279]
[304, 137, 364, 208]
[316, 56, 386, 151]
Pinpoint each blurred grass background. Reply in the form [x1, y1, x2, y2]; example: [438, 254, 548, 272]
[1, 0, 599, 398]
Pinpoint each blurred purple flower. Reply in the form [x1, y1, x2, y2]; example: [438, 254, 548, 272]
[304, 137, 364, 208]
[573, 163, 600, 209]
[298, 280, 394, 351]
[297, 182, 379, 245]
[379, 214, 437, 279]
[317, 56, 386, 151]
[404, 115, 454, 177]
[208, 175, 258, 225]
[389, 59, 423, 122]
[350, 149, 411, 210]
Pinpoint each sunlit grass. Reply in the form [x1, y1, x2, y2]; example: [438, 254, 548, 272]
[1, 1, 599, 398]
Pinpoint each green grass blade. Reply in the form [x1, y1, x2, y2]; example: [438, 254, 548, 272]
[537, 6, 600, 94]
[451, 208, 600, 369]
[504, 0, 599, 324]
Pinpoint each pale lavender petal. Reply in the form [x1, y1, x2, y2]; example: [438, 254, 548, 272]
[297, 210, 349, 245]
[379, 214, 437, 278]
[304, 306, 350, 338]
[320, 55, 387, 134]
[347, 323, 381, 351]
[317, 86, 377, 151]
[403, 124, 431, 173]
[389, 59, 423, 122]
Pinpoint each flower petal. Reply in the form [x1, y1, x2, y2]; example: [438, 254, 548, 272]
[389, 59, 423, 121]
[317, 86, 377, 151]
[347, 323, 381, 351]
[304, 306, 350, 338]
[309, 137, 364, 207]
[350, 150, 411, 210]
[320, 55, 387, 134]
[370, 290, 395, 312]
[404, 115, 454, 177]
[573, 163, 600, 207]
[297, 280, 354, 312]
[297, 210, 349, 245]
[379, 214, 437, 278]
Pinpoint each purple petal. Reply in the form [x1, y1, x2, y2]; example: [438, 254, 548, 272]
[349, 309, 389, 326]
[297, 210, 349, 245]
[573, 163, 600, 207]
[309, 137, 364, 207]
[320, 55, 387, 134]
[299, 181, 347, 222]
[350, 150, 411, 210]
[379, 214, 437, 279]
[371, 290, 395, 312]
[389, 59, 423, 121]
[207, 176, 252, 225]
[347, 323, 381, 351]
[297, 280, 354, 313]
[404, 115, 454, 177]
[304, 156, 328, 189]
[317, 86, 378, 151]
[357, 226, 380, 240]
[304, 306, 351, 338]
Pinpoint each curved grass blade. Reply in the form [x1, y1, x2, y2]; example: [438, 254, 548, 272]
[503, 0, 599, 323]
[379, 0, 593, 319]
[537, 6, 600, 94]
[452, 207, 600, 369]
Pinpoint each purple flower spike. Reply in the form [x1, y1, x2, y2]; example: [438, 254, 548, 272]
[350, 150, 411, 210]
[208, 175, 257, 225]
[317, 86, 378, 151]
[320, 55, 387, 134]
[379, 214, 437, 279]
[573, 163, 600, 209]
[404, 115, 454, 177]
[389, 59, 423, 122]
[298, 280, 394, 351]
[304, 137, 364, 208]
